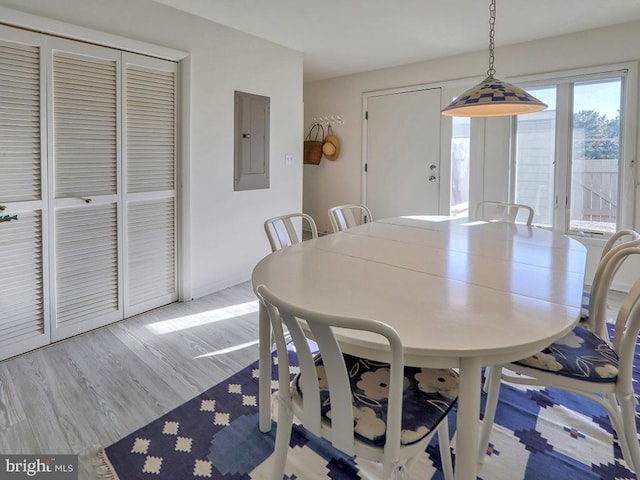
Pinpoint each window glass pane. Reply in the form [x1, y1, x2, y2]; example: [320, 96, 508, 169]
[570, 78, 621, 234]
[514, 87, 557, 227]
[450, 117, 470, 217]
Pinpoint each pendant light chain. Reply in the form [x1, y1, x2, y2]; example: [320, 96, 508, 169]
[487, 0, 496, 78]
[441, 0, 547, 116]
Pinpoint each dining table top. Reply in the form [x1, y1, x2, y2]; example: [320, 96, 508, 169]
[252, 215, 587, 368]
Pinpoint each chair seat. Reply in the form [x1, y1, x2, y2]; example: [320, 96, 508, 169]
[513, 326, 619, 382]
[294, 353, 458, 447]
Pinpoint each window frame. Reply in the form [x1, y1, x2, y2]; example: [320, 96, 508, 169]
[508, 63, 638, 237]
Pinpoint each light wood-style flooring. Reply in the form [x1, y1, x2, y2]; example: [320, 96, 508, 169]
[0, 280, 627, 478]
[0, 281, 261, 478]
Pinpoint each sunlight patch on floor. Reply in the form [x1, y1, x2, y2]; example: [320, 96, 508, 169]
[146, 300, 259, 334]
[195, 339, 260, 358]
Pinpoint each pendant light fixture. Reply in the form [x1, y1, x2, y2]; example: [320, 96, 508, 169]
[442, 0, 547, 117]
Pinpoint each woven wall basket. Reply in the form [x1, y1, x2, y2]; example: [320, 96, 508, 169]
[303, 123, 324, 165]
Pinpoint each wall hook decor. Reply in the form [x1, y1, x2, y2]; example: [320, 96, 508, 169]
[312, 115, 344, 127]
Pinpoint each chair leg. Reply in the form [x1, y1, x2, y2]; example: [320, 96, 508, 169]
[477, 365, 502, 464]
[600, 394, 634, 470]
[592, 392, 637, 472]
[271, 393, 294, 480]
[482, 366, 493, 393]
[437, 418, 455, 480]
[617, 392, 640, 472]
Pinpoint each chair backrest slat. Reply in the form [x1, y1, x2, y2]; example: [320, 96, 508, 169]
[340, 209, 356, 229]
[274, 219, 296, 247]
[493, 203, 508, 222]
[306, 321, 356, 454]
[281, 311, 323, 435]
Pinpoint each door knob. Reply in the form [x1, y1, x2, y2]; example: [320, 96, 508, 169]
[428, 175, 438, 183]
[429, 164, 438, 171]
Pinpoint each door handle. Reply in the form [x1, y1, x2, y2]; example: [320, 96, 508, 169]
[428, 175, 438, 183]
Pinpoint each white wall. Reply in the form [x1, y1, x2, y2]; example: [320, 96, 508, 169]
[303, 21, 640, 290]
[0, 0, 304, 299]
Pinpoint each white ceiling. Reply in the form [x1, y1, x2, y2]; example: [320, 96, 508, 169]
[151, 0, 640, 82]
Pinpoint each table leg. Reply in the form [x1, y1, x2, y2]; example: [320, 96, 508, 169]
[455, 357, 482, 480]
[258, 301, 272, 432]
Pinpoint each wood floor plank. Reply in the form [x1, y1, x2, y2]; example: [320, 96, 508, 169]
[0, 281, 261, 476]
[2, 350, 79, 454]
[0, 363, 26, 431]
[0, 420, 40, 454]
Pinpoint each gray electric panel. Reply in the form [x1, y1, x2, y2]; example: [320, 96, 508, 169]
[234, 91, 270, 191]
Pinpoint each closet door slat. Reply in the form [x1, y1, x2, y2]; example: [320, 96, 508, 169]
[0, 40, 41, 202]
[126, 65, 176, 193]
[54, 204, 119, 329]
[0, 210, 49, 355]
[53, 51, 118, 198]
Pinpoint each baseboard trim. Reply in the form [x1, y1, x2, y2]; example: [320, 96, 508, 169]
[191, 273, 251, 301]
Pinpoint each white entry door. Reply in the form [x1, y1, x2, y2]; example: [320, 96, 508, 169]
[365, 88, 442, 219]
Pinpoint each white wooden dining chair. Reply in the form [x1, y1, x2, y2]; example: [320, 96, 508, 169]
[478, 244, 640, 473]
[482, 229, 640, 394]
[474, 201, 535, 226]
[256, 284, 457, 480]
[264, 212, 318, 252]
[328, 204, 373, 232]
[263, 213, 319, 347]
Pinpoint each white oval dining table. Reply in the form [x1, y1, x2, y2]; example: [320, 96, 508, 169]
[252, 215, 587, 480]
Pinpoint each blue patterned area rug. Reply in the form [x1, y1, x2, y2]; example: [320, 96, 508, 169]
[97, 344, 638, 479]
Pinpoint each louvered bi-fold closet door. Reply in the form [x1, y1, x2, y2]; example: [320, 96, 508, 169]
[48, 39, 123, 341]
[0, 28, 50, 359]
[123, 53, 178, 317]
